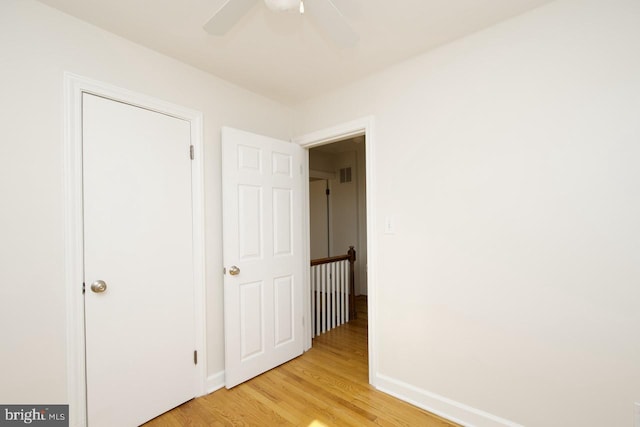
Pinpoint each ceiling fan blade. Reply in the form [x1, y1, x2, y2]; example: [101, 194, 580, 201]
[203, 0, 259, 35]
[304, 0, 359, 48]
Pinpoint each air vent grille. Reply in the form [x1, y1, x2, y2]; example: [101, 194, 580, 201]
[339, 167, 352, 184]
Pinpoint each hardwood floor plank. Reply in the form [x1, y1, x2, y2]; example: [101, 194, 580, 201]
[144, 296, 458, 427]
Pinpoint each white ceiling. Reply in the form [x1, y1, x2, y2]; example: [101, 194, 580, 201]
[36, 0, 553, 105]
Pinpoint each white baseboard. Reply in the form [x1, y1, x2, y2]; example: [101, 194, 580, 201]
[205, 370, 519, 426]
[373, 374, 522, 427]
[205, 371, 225, 394]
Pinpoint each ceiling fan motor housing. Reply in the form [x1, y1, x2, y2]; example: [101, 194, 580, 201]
[264, 0, 300, 12]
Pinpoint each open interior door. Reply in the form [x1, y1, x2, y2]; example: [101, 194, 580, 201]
[222, 127, 305, 388]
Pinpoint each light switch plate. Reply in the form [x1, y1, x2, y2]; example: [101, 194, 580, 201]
[634, 402, 640, 427]
[384, 216, 395, 234]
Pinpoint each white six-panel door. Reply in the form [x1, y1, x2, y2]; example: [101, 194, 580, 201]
[222, 127, 304, 388]
[83, 93, 197, 426]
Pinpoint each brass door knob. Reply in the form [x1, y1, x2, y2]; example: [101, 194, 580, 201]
[90, 280, 107, 293]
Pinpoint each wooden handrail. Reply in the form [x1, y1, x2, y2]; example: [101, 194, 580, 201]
[310, 254, 349, 266]
[310, 246, 356, 266]
[310, 246, 357, 320]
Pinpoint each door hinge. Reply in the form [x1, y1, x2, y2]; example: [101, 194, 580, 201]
[325, 188, 330, 196]
[194, 350, 198, 365]
[189, 145, 195, 160]
[82, 282, 85, 294]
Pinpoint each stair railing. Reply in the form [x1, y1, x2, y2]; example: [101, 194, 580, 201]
[310, 246, 356, 337]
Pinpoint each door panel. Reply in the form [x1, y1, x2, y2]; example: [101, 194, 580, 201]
[238, 185, 263, 259]
[239, 280, 264, 360]
[273, 188, 293, 255]
[274, 275, 294, 346]
[83, 93, 196, 426]
[222, 127, 304, 388]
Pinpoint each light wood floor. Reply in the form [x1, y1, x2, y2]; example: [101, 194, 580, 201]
[145, 297, 457, 426]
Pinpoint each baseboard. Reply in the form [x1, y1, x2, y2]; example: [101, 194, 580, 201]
[205, 371, 225, 394]
[374, 374, 522, 427]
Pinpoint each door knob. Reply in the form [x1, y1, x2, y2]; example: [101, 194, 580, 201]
[90, 280, 108, 293]
[229, 266, 240, 276]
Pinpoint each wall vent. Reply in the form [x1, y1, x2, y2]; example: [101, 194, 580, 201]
[339, 167, 352, 184]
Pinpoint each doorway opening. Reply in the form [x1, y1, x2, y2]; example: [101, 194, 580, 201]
[308, 135, 368, 340]
[296, 115, 376, 384]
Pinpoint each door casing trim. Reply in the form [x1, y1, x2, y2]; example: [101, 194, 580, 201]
[63, 72, 207, 426]
[293, 116, 377, 387]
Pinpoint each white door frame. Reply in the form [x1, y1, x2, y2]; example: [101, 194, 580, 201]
[293, 116, 378, 386]
[63, 73, 207, 427]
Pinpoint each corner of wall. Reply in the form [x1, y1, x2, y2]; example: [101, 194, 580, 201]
[206, 371, 225, 395]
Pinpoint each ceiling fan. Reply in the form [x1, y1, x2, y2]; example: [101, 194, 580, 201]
[203, 0, 358, 47]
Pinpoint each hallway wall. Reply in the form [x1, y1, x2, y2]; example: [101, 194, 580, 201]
[309, 141, 368, 295]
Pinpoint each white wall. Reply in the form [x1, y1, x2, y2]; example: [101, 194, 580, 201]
[330, 151, 358, 258]
[309, 179, 330, 260]
[0, 0, 292, 403]
[330, 150, 369, 295]
[295, 0, 640, 425]
[309, 150, 335, 174]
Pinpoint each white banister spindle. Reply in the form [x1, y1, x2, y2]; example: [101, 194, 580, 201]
[318, 264, 323, 334]
[324, 263, 330, 333]
[315, 266, 320, 337]
[344, 259, 349, 322]
[340, 261, 347, 323]
[340, 260, 345, 324]
[311, 266, 316, 338]
[324, 264, 330, 333]
[330, 261, 335, 329]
